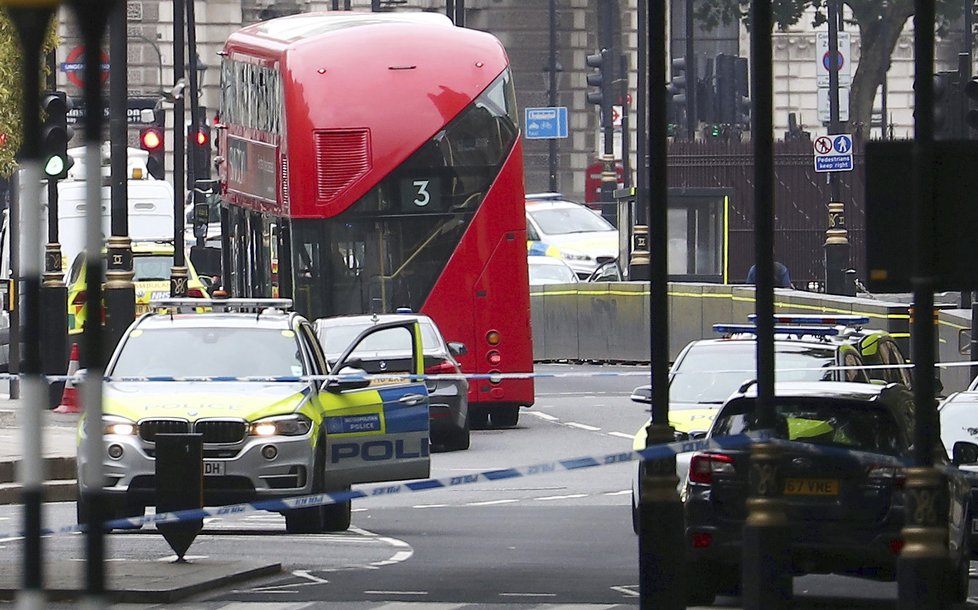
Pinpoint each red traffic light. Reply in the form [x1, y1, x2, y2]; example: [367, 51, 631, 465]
[140, 127, 163, 151]
[195, 129, 208, 146]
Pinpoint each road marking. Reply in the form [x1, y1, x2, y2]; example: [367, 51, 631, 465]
[466, 499, 519, 506]
[612, 584, 641, 597]
[535, 494, 588, 501]
[567, 422, 601, 431]
[528, 411, 559, 421]
[608, 431, 634, 439]
[604, 490, 631, 496]
[413, 504, 449, 509]
[499, 592, 558, 597]
[365, 590, 428, 595]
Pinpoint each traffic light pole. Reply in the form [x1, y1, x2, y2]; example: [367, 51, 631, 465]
[40, 54, 68, 410]
[4, 6, 57, 606]
[171, 0, 189, 297]
[106, 0, 135, 353]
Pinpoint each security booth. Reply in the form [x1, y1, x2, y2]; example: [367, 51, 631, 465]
[621, 187, 729, 283]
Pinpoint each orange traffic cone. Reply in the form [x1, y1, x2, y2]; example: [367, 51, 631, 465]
[54, 344, 80, 414]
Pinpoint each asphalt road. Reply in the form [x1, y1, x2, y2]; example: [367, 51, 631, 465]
[1, 363, 976, 608]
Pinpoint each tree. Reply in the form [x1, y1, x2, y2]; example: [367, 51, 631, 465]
[694, 0, 965, 137]
[0, 8, 58, 178]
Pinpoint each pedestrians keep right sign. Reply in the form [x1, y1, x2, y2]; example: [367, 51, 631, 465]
[524, 107, 568, 139]
[813, 133, 854, 173]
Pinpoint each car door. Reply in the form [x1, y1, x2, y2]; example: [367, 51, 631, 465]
[321, 319, 431, 488]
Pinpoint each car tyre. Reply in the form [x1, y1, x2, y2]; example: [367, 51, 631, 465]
[285, 445, 326, 534]
[445, 419, 471, 451]
[946, 548, 970, 605]
[685, 565, 718, 606]
[322, 485, 352, 532]
[491, 405, 520, 427]
[715, 563, 742, 597]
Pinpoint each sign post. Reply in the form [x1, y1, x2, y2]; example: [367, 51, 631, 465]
[524, 107, 568, 140]
[813, 133, 854, 173]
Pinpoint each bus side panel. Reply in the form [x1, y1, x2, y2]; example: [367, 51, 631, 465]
[420, 141, 534, 408]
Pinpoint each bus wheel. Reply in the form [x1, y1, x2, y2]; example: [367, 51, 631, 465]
[469, 409, 490, 429]
[491, 405, 520, 427]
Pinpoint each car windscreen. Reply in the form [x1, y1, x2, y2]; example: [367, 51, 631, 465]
[669, 343, 838, 405]
[132, 255, 175, 282]
[318, 321, 440, 357]
[529, 205, 615, 236]
[528, 260, 579, 284]
[711, 398, 905, 455]
[110, 327, 304, 378]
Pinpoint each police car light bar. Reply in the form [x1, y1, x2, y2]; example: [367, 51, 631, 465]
[150, 297, 294, 314]
[746, 313, 871, 326]
[713, 323, 840, 337]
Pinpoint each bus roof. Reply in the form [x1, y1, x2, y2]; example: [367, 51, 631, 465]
[222, 11, 512, 217]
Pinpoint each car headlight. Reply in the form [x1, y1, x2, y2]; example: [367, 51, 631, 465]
[560, 251, 592, 263]
[103, 415, 138, 436]
[249, 414, 312, 437]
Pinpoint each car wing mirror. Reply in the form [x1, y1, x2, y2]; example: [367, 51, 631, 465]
[448, 342, 467, 357]
[630, 385, 652, 405]
[689, 430, 708, 440]
[326, 365, 371, 393]
[952, 441, 978, 465]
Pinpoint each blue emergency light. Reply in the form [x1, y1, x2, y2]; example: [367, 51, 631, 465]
[746, 313, 870, 326]
[713, 323, 840, 337]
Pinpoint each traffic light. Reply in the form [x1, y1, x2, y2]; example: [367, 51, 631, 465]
[965, 77, 978, 134]
[715, 53, 736, 125]
[934, 70, 961, 140]
[733, 56, 751, 129]
[139, 124, 165, 180]
[189, 116, 211, 182]
[40, 91, 74, 180]
[585, 49, 613, 125]
[668, 57, 688, 132]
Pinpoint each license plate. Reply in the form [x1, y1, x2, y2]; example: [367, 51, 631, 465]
[784, 478, 839, 496]
[134, 303, 150, 314]
[203, 461, 225, 476]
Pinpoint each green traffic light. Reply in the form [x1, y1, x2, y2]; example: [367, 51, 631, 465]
[44, 155, 65, 178]
[710, 124, 722, 138]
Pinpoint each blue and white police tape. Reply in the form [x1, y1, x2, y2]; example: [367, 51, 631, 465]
[10, 357, 978, 385]
[0, 430, 770, 541]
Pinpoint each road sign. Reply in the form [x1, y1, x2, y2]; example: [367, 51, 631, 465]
[817, 87, 850, 122]
[525, 107, 568, 139]
[813, 133, 854, 173]
[816, 32, 851, 87]
[61, 46, 110, 88]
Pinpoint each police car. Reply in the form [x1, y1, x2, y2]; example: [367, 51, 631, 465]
[630, 314, 895, 533]
[76, 298, 431, 533]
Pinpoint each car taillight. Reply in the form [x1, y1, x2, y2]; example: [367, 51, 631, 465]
[889, 539, 905, 555]
[425, 360, 457, 375]
[690, 532, 713, 549]
[486, 350, 502, 366]
[187, 288, 205, 298]
[688, 453, 736, 485]
[867, 464, 906, 487]
[71, 291, 87, 306]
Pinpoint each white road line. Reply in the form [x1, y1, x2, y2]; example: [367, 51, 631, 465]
[604, 490, 632, 496]
[364, 590, 428, 595]
[466, 499, 520, 506]
[528, 411, 559, 421]
[566, 422, 601, 431]
[499, 592, 558, 597]
[535, 494, 588, 501]
[413, 504, 449, 509]
[608, 431, 634, 439]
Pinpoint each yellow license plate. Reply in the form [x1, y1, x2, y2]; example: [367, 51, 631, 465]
[784, 478, 839, 496]
[134, 304, 150, 314]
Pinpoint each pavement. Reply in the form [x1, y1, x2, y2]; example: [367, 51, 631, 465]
[0, 394, 283, 603]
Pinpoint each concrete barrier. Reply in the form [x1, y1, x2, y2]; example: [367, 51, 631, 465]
[529, 282, 977, 394]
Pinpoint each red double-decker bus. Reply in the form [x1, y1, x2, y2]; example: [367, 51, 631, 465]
[216, 11, 534, 426]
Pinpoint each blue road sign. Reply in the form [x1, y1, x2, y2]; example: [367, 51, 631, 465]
[525, 107, 568, 139]
[813, 133, 854, 173]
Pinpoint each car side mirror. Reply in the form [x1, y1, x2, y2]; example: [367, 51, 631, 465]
[448, 342, 467, 357]
[630, 385, 652, 405]
[689, 430, 708, 440]
[952, 441, 978, 465]
[326, 364, 371, 393]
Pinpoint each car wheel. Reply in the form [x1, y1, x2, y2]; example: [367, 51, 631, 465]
[946, 549, 970, 605]
[715, 563, 742, 597]
[685, 565, 718, 606]
[77, 494, 144, 531]
[322, 485, 352, 532]
[285, 445, 326, 534]
[491, 405, 520, 427]
[469, 408, 490, 430]
[446, 419, 471, 451]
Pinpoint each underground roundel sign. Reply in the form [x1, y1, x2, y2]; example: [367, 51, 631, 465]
[61, 46, 110, 88]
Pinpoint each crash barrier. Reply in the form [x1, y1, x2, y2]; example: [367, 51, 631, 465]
[0, 431, 768, 540]
[530, 282, 978, 394]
